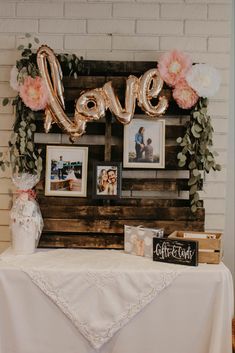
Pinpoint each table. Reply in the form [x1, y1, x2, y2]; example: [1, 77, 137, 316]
[0, 249, 234, 353]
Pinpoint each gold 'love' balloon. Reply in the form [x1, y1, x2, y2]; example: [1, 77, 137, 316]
[103, 75, 139, 125]
[37, 45, 86, 140]
[37, 45, 168, 140]
[138, 69, 168, 116]
[75, 88, 106, 122]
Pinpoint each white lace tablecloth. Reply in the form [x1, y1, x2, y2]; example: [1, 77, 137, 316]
[0, 248, 188, 349]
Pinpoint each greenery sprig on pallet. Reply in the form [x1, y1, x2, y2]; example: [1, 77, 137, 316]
[176, 97, 221, 213]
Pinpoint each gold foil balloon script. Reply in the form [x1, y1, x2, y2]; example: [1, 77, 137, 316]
[138, 69, 168, 116]
[103, 76, 139, 125]
[37, 45, 168, 140]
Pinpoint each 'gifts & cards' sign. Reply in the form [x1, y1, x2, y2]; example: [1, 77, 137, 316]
[153, 238, 198, 266]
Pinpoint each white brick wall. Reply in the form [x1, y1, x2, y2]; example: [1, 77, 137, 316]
[0, 0, 232, 252]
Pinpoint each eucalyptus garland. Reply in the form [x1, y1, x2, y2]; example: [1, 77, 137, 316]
[176, 97, 221, 213]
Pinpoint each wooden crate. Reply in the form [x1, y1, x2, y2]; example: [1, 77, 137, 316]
[168, 231, 222, 264]
[35, 60, 205, 249]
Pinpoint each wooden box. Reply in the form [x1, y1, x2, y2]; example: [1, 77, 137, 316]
[168, 231, 222, 264]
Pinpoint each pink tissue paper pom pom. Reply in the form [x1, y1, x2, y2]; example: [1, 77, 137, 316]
[173, 80, 199, 110]
[19, 76, 48, 111]
[158, 50, 192, 87]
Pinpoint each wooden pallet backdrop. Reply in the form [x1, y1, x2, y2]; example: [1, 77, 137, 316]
[35, 61, 205, 249]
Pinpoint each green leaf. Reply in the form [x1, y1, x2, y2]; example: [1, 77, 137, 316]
[176, 137, 182, 143]
[19, 129, 26, 138]
[189, 160, 196, 170]
[25, 33, 31, 38]
[194, 124, 202, 133]
[207, 155, 214, 162]
[178, 160, 186, 168]
[192, 169, 200, 177]
[34, 37, 40, 44]
[20, 121, 27, 128]
[193, 192, 199, 202]
[189, 184, 197, 195]
[191, 126, 200, 138]
[20, 145, 25, 154]
[191, 204, 197, 213]
[30, 123, 36, 132]
[188, 176, 197, 186]
[2, 98, 9, 106]
[193, 111, 200, 119]
[27, 129, 32, 138]
[177, 152, 183, 159]
[17, 45, 24, 51]
[196, 115, 202, 124]
[196, 201, 202, 207]
[215, 164, 221, 171]
[27, 141, 34, 152]
[201, 107, 207, 115]
[28, 160, 35, 169]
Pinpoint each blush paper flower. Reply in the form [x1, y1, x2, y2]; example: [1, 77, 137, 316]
[19, 76, 48, 111]
[158, 50, 192, 87]
[186, 64, 221, 98]
[173, 80, 199, 109]
[10, 66, 20, 92]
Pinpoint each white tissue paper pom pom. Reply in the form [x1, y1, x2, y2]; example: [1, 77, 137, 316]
[186, 64, 221, 98]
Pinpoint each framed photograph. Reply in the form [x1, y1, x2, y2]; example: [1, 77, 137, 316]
[123, 118, 165, 168]
[93, 161, 122, 199]
[45, 145, 88, 197]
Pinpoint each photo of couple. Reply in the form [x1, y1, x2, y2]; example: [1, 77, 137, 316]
[135, 127, 154, 162]
[123, 118, 165, 169]
[94, 162, 121, 199]
[45, 146, 88, 197]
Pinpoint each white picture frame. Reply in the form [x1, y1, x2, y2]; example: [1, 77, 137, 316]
[45, 145, 88, 197]
[123, 118, 165, 169]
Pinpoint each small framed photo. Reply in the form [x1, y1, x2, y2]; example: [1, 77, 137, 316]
[45, 145, 88, 197]
[123, 118, 165, 169]
[93, 161, 122, 199]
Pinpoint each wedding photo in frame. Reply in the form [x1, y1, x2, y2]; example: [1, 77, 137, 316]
[123, 118, 165, 169]
[93, 161, 122, 199]
[45, 145, 88, 197]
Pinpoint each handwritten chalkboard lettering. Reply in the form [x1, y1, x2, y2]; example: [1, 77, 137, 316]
[153, 238, 198, 266]
[172, 244, 195, 261]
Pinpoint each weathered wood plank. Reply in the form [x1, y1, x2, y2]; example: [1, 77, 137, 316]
[42, 219, 204, 235]
[35, 118, 185, 140]
[37, 196, 195, 208]
[39, 233, 123, 249]
[122, 178, 202, 191]
[40, 206, 204, 221]
[105, 114, 112, 161]
[62, 61, 155, 76]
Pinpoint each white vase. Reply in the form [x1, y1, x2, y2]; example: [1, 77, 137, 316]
[11, 221, 37, 255]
